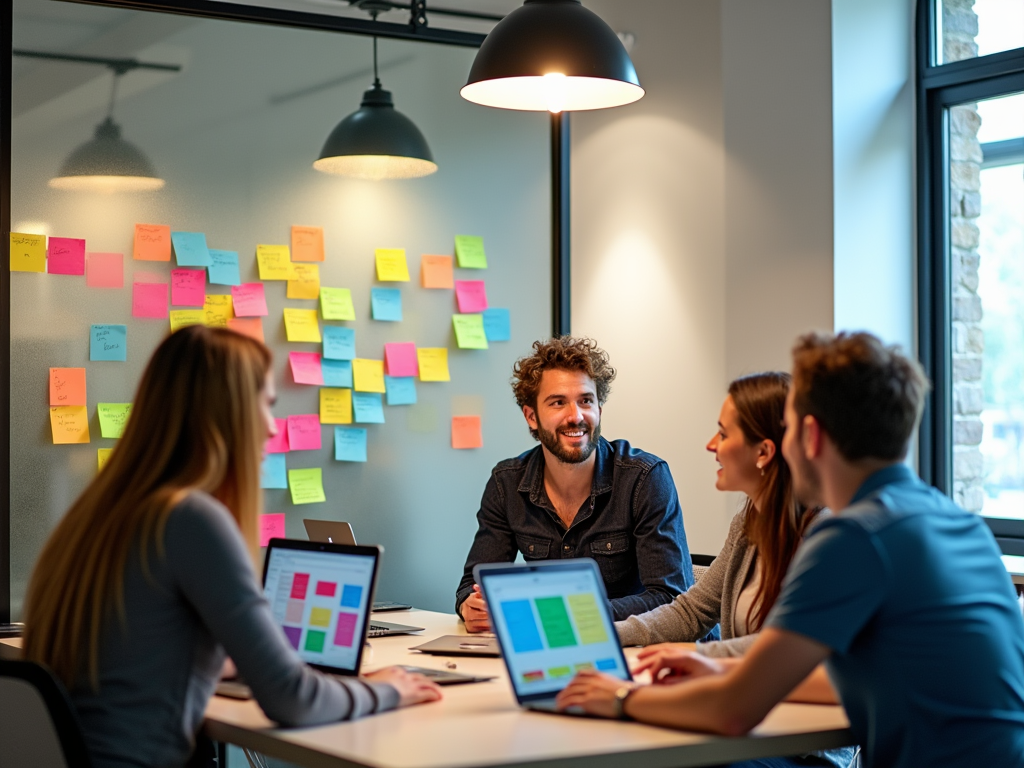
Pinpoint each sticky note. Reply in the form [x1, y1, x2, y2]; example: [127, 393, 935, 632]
[417, 348, 450, 382]
[289, 468, 326, 505]
[97, 448, 113, 471]
[90, 325, 127, 362]
[335, 427, 368, 462]
[452, 415, 483, 449]
[50, 406, 90, 444]
[85, 252, 123, 288]
[203, 295, 233, 327]
[320, 388, 353, 424]
[133, 224, 171, 261]
[260, 455, 288, 490]
[49, 367, 86, 406]
[322, 359, 353, 388]
[323, 326, 356, 361]
[291, 226, 325, 262]
[10, 232, 46, 272]
[227, 317, 264, 342]
[287, 414, 322, 451]
[169, 309, 205, 333]
[97, 403, 132, 439]
[375, 248, 410, 282]
[170, 231, 211, 267]
[455, 280, 488, 313]
[320, 287, 355, 321]
[208, 250, 241, 286]
[384, 342, 418, 377]
[283, 308, 321, 343]
[231, 283, 268, 317]
[287, 263, 320, 300]
[352, 392, 385, 424]
[47, 237, 86, 275]
[289, 352, 324, 385]
[256, 244, 294, 280]
[260, 512, 286, 545]
[352, 359, 386, 393]
[482, 308, 511, 342]
[370, 288, 402, 322]
[421, 255, 454, 289]
[452, 314, 489, 349]
[455, 235, 487, 269]
[171, 268, 206, 307]
[266, 418, 289, 453]
[385, 376, 417, 406]
[132, 281, 168, 319]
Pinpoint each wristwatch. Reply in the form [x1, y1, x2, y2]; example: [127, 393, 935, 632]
[613, 683, 638, 720]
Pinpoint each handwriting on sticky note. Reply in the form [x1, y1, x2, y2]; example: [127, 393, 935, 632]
[169, 309, 205, 333]
[208, 250, 241, 286]
[417, 348, 450, 382]
[384, 342, 418, 377]
[452, 314, 489, 349]
[289, 468, 326, 505]
[370, 287, 402, 322]
[291, 226, 325, 262]
[454, 280, 488, 313]
[47, 237, 86, 275]
[261, 455, 288, 490]
[90, 325, 127, 362]
[421, 255, 454, 289]
[375, 248, 410, 282]
[132, 281, 168, 319]
[97, 403, 132, 439]
[203, 295, 233, 327]
[134, 224, 171, 261]
[171, 268, 206, 307]
[171, 231, 211, 267]
[322, 359, 353, 387]
[98, 448, 113, 471]
[256, 244, 294, 280]
[335, 427, 368, 462]
[323, 326, 356, 360]
[49, 367, 86, 406]
[287, 263, 320, 300]
[452, 415, 483, 449]
[50, 406, 90, 444]
[10, 232, 47, 273]
[289, 352, 324, 385]
[482, 308, 511, 342]
[352, 359, 386, 393]
[227, 317, 264, 342]
[260, 512, 287, 544]
[86, 252, 123, 288]
[385, 376, 417, 406]
[287, 414, 322, 451]
[231, 283, 268, 317]
[455, 235, 487, 269]
[320, 287, 355, 321]
[320, 388, 353, 424]
[352, 392, 385, 424]
[266, 418, 289, 453]
[283, 308, 321, 343]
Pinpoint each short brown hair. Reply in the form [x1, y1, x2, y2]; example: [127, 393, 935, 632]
[512, 336, 616, 410]
[791, 331, 930, 461]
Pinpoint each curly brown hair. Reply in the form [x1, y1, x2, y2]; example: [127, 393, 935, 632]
[511, 336, 616, 410]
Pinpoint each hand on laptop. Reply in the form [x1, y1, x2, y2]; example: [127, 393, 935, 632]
[364, 666, 443, 706]
[461, 584, 491, 633]
[554, 670, 633, 718]
[633, 644, 724, 685]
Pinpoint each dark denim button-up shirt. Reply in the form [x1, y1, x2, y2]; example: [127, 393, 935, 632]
[456, 437, 693, 621]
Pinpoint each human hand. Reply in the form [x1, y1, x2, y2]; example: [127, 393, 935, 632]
[633, 644, 724, 684]
[220, 657, 238, 680]
[461, 584, 491, 633]
[554, 670, 635, 718]
[364, 666, 443, 707]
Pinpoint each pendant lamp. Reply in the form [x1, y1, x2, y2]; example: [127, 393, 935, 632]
[314, 38, 437, 181]
[461, 0, 643, 112]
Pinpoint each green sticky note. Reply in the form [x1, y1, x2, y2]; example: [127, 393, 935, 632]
[320, 287, 355, 321]
[455, 235, 487, 269]
[97, 403, 132, 439]
[288, 468, 326, 505]
[452, 314, 489, 349]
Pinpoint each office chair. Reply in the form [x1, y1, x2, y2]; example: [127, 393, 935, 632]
[691, 554, 715, 584]
[0, 659, 93, 767]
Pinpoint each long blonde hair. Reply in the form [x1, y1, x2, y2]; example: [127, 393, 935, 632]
[23, 326, 272, 690]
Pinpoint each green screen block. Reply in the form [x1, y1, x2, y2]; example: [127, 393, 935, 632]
[535, 596, 578, 648]
[304, 629, 326, 653]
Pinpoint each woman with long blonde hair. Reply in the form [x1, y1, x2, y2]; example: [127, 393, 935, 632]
[23, 326, 440, 767]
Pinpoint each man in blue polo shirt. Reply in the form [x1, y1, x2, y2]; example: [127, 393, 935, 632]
[556, 331, 1024, 768]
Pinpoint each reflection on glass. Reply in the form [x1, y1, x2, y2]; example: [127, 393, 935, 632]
[938, 0, 1024, 64]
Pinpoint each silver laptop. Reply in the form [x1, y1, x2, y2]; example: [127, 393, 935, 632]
[302, 519, 357, 546]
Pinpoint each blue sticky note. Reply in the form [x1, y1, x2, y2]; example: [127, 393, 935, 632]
[170, 231, 212, 267]
[384, 376, 417, 406]
[89, 324, 127, 362]
[323, 326, 356, 360]
[352, 392, 385, 423]
[322, 359, 354, 388]
[370, 288, 402, 322]
[260, 453, 288, 489]
[208, 249, 241, 286]
[482, 308, 511, 342]
[335, 427, 368, 462]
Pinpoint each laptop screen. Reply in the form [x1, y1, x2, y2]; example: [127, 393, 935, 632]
[481, 561, 630, 699]
[263, 544, 376, 672]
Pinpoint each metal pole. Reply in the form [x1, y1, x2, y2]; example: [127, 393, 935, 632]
[551, 111, 570, 337]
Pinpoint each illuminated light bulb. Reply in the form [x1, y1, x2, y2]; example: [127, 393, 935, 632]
[543, 73, 567, 113]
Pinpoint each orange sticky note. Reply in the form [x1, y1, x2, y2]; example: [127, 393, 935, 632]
[50, 406, 90, 444]
[421, 255, 454, 289]
[133, 224, 172, 261]
[49, 367, 86, 407]
[291, 226, 325, 262]
[452, 416, 483, 449]
[227, 317, 265, 343]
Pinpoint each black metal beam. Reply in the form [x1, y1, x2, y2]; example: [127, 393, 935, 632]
[13, 49, 183, 73]
[1, 1, 12, 625]
[551, 111, 570, 337]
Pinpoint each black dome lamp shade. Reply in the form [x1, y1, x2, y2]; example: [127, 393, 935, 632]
[314, 38, 437, 181]
[461, 0, 644, 112]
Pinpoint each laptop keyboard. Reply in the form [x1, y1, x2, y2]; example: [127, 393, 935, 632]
[368, 623, 390, 637]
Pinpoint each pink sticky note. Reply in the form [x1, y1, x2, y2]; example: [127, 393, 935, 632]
[290, 352, 325, 385]
[231, 283, 268, 317]
[171, 268, 207, 307]
[266, 418, 290, 453]
[47, 237, 86, 275]
[132, 281, 168, 319]
[385, 342, 419, 377]
[287, 414, 322, 451]
[260, 513, 286, 547]
[455, 280, 488, 313]
[86, 252, 123, 288]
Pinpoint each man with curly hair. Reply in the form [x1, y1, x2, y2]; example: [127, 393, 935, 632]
[455, 336, 694, 633]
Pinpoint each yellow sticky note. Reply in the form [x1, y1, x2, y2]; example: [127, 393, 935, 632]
[170, 309, 205, 333]
[352, 359, 386, 393]
[10, 232, 46, 273]
[50, 405, 90, 444]
[319, 388, 353, 424]
[417, 348, 450, 382]
[256, 244, 295, 280]
[375, 248, 410, 282]
[204, 294, 233, 327]
[283, 308, 321, 343]
[289, 468, 326, 505]
[97, 448, 113, 471]
[287, 263, 321, 300]
[320, 287, 355, 321]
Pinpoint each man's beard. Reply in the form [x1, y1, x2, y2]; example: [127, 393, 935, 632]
[535, 420, 601, 464]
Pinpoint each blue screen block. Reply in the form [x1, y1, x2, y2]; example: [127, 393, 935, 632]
[170, 231, 212, 267]
[208, 250, 241, 286]
[595, 658, 618, 671]
[370, 288, 402, 322]
[384, 376, 417, 406]
[341, 584, 363, 609]
[322, 359, 353, 388]
[90, 324, 127, 362]
[335, 427, 368, 462]
[500, 599, 544, 653]
[260, 453, 288, 489]
[482, 308, 511, 342]
[323, 326, 356, 360]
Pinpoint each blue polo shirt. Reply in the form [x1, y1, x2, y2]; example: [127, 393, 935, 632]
[767, 464, 1024, 768]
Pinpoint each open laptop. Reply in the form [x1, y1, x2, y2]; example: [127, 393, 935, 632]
[475, 558, 632, 713]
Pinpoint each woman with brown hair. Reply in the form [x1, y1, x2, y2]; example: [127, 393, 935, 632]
[22, 326, 440, 768]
